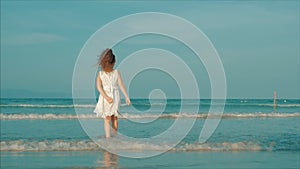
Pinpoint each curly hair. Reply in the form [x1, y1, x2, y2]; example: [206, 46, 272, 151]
[98, 48, 116, 72]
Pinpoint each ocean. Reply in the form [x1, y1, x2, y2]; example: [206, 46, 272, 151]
[1, 98, 299, 168]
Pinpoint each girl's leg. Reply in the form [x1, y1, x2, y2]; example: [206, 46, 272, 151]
[111, 115, 118, 136]
[104, 117, 111, 138]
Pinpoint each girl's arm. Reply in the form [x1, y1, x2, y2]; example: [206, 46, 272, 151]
[97, 73, 113, 103]
[117, 70, 131, 105]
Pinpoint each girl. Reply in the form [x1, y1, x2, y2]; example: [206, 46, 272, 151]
[94, 48, 131, 138]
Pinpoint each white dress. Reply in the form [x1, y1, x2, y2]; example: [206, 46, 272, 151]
[94, 70, 120, 118]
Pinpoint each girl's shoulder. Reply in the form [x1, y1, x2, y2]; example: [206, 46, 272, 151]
[115, 69, 121, 76]
[98, 70, 107, 77]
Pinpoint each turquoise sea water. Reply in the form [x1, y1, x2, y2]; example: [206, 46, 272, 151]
[1, 98, 300, 168]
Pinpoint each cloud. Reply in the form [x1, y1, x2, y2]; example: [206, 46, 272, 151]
[4, 33, 66, 45]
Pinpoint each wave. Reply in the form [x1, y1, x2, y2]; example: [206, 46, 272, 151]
[1, 112, 300, 120]
[0, 113, 94, 120]
[258, 104, 300, 107]
[0, 140, 275, 152]
[121, 113, 300, 119]
[0, 103, 167, 108]
[1, 103, 299, 108]
[0, 104, 95, 108]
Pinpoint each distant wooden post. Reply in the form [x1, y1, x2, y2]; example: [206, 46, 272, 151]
[273, 91, 276, 113]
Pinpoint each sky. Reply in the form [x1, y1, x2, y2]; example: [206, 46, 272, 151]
[1, 1, 299, 99]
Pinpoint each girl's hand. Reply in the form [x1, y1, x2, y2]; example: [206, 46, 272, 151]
[106, 97, 113, 104]
[125, 97, 131, 105]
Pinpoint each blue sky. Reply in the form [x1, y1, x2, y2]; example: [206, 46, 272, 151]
[1, 1, 299, 98]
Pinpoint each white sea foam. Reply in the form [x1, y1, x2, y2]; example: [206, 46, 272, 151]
[1, 103, 299, 108]
[0, 140, 270, 152]
[0, 113, 96, 120]
[0, 104, 95, 108]
[1, 113, 299, 120]
[258, 104, 300, 107]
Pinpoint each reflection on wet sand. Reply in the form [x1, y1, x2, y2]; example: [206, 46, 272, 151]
[96, 151, 119, 169]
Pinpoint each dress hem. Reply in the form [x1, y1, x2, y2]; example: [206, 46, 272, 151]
[93, 111, 119, 118]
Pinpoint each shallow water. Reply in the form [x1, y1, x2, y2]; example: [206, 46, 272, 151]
[1, 98, 299, 168]
[2, 151, 300, 169]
